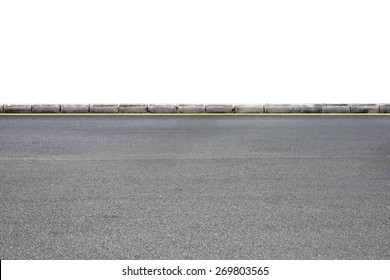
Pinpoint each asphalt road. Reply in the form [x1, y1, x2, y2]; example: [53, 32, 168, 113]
[1, 116, 390, 259]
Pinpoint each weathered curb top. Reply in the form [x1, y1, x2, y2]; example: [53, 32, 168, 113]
[0, 103, 390, 114]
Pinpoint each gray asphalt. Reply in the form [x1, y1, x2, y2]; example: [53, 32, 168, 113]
[1, 116, 390, 259]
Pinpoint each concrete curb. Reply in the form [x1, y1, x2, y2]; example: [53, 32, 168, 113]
[235, 104, 264, 113]
[351, 104, 379, 113]
[265, 104, 293, 113]
[293, 104, 322, 113]
[1, 103, 390, 114]
[32, 104, 60, 113]
[90, 104, 119, 113]
[4, 104, 32, 113]
[177, 104, 205, 113]
[148, 104, 177, 113]
[205, 104, 234, 113]
[322, 104, 351, 113]
[119, 104, 147, 113]
[379, 104, 390, 113]
[61, 104, 90, 113]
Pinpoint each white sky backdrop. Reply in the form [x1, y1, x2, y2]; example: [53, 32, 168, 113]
[1, 0, 389, 104]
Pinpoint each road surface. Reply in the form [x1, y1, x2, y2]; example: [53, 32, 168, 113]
[1, 116, 389, 259]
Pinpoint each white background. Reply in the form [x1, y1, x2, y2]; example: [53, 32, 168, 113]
[1, 1, 390, 104]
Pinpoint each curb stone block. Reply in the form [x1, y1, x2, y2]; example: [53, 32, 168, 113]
[351, 104, 379, 113]
[32, 104, 60, 113]
[90, 104, 119, 113]
[119, 104, 147, 113]
[148, 104, 177, 113]
[379, 104, 390, 113]
[177, 104, 205, 113]
[234, 104, 264, 113]
[322, 104, 351, 113]
[293, 104, 322, 113]
[4, 104, 32, 113]
[61, 104, 90, 113]
[264, 104, 293, 113]
[205, 104, 234, 113]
